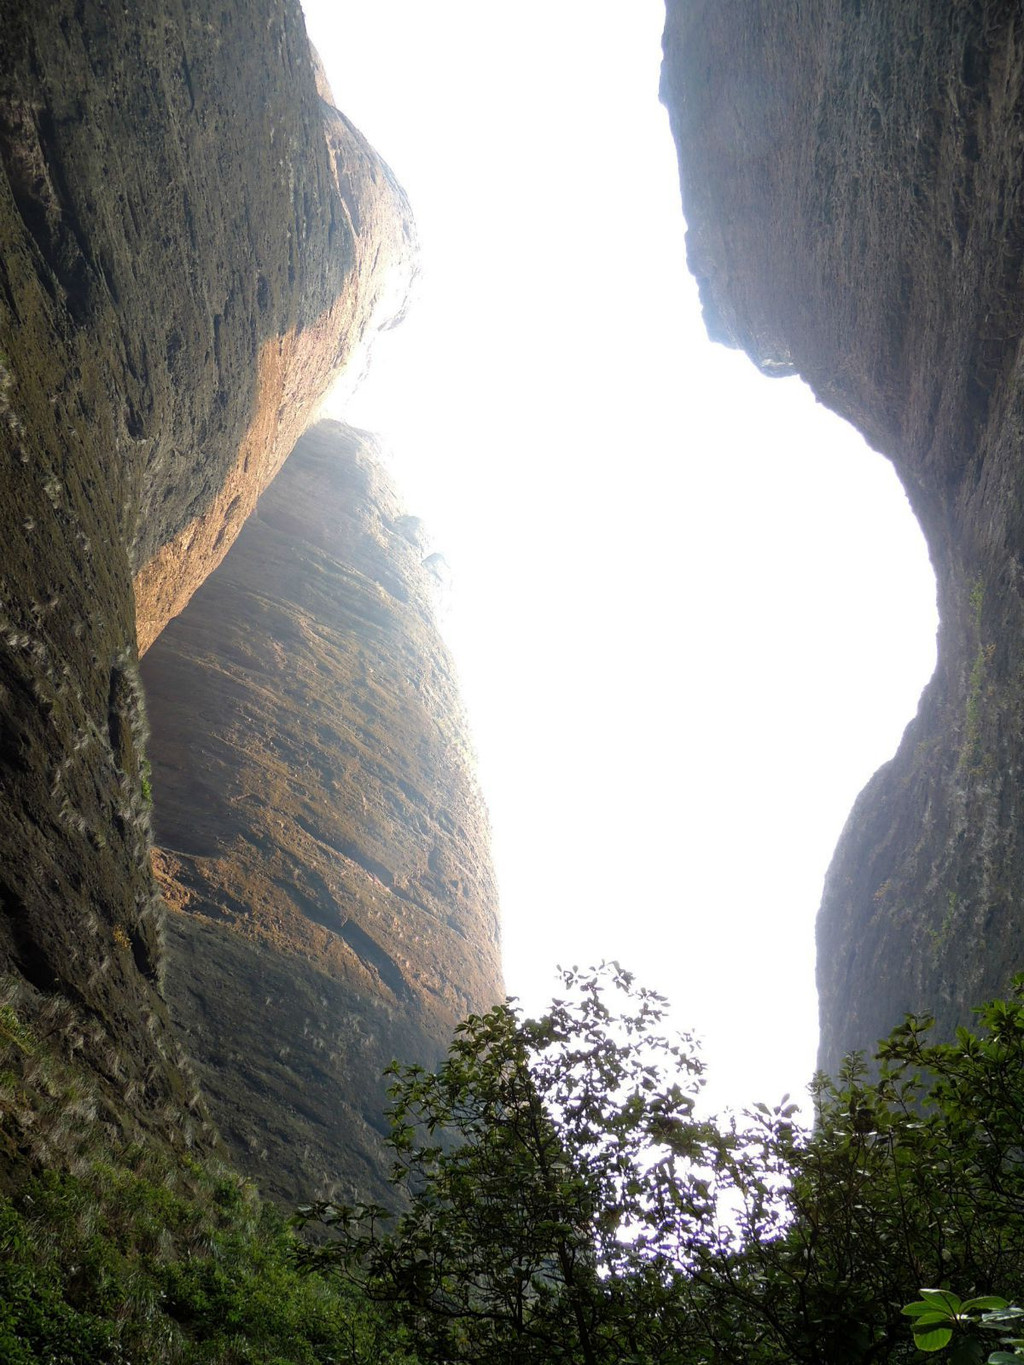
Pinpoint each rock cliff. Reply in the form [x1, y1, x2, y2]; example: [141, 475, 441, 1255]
[662, 2, 1024, 1071]
[0, 0, 413, 1145]
[140, 421, 502, 1203]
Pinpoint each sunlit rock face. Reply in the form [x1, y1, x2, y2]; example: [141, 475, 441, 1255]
[0, 0, 413, 1143]
[132, 60, 416, 653]
[141, 422, 503, 1203]
[662, 2, 1024, 1071]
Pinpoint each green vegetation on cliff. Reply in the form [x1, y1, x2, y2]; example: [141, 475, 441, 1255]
[0, 1170, 413, 1365]
[11, 963, 1024, 1362]
[0, 982, 414, 1364]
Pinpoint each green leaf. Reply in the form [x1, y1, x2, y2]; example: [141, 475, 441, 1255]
[983, 1310, 1024, 1327]
[905, 1300, 957, 1321]
[913, 1325, 955, 1351]
[918, 1290, 964, 1315]
[963, 1299, 1011, 1313]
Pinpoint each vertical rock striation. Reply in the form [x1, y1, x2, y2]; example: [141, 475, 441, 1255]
[0, 0, 414, 1137]
[662, 2, 1024, 1070]
[141, 422, 503, 1202]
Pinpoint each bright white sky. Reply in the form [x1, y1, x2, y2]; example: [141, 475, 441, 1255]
[300, 0, 938, 1116]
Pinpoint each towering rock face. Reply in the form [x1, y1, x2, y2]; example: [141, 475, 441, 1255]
[0, 1, 413, 1135]
[662, 3, 1024, 1070]
[131, 51, 416, 654]
[140, 422, 502, 1203]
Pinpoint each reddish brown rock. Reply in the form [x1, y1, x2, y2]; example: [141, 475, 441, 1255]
[0, 0, 413, 1144]
[662, 2, 1024, 1070]
[140, 422, 503, 1202]
[132, 84, 415, 653]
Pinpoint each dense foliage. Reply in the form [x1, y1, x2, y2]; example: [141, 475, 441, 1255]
[301, 966, 1024, 1365]
[301, 964, 715, 1364]
[10, 964, 1024, 1362]
[0, 1159, 413, 1364]
[0, 989, 415, 1364]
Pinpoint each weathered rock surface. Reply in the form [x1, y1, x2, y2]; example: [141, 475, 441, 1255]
[132, 61, 416, 653]
[140, 422, 503, 1203]
[662, 2, 1024, 1071]
[0, 0, 413, 1140]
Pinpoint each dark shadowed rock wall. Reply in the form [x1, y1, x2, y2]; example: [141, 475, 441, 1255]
[662, 2, 1024, 1071]
[140, 422, 503, 1203]
[0, 0, 413, 1144]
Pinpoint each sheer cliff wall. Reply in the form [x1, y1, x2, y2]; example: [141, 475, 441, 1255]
[0, 0, 413, 1144]
[662, 2, 1024, 1071]
[140, 422, 503, 1203]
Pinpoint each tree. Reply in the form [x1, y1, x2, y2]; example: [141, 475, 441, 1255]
[682, 983, 1024, 1364]
[299, 964, 726, 1364]
[299, 969, 1024, 1365]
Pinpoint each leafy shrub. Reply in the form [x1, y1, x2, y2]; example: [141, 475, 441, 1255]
[0, 991, 418, 1364]
[301, 966, 1024, 1365]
